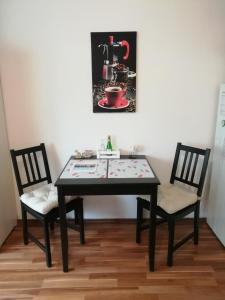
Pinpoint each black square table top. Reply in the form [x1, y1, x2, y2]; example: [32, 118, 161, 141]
[55, 155, 160, 194]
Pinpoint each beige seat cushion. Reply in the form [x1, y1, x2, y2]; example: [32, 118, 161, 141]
[20, 183, 72, 215]
[158, 183, 197, 214]
[139, 183, 198, 214]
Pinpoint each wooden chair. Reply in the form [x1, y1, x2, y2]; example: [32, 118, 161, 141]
[136, 142, 210, 266]
[10, 143, 85, 267]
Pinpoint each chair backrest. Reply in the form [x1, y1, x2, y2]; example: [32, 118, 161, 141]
[170, 142, 210, 197]
[10, 143, 52, 196]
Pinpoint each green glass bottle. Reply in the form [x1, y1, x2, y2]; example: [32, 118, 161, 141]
[106, 135, 113, 151]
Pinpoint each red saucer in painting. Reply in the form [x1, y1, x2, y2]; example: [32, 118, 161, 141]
[98, 98, 129, 110]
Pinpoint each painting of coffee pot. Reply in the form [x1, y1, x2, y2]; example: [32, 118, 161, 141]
[91, 32, 137, 113]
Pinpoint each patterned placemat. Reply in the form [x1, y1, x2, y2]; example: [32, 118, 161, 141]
[60, 159, 107, 179]
[108, 159, 154, 178]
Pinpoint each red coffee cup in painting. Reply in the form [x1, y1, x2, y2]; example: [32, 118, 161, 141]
[105, 86, 125, 107]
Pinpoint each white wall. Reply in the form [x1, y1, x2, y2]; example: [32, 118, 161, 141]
[0, 0, 225, 218]
[0, 84, 17, 245]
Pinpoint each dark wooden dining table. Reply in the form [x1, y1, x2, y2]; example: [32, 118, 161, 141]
[55, 155, 160, 272]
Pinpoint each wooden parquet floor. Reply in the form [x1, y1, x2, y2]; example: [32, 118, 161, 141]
[0, 220, 225, 300]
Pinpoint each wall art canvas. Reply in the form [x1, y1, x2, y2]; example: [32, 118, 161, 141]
[91, 31, 137, 113]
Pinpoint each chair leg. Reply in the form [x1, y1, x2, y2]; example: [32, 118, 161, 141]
[194, 201, 200, 245]
[78, 200, 85, 245]
[21, 203, 28, 245]
[50, 222, 55, 231]
[136, 198, 143, 243]
[167, 219, 175, 267]
[74, 211, 79, 225]
[43, 220, 52, 267]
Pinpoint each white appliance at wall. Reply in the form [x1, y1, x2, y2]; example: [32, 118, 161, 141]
[207, 84, 225, 246]
[0, 84, 17, 247]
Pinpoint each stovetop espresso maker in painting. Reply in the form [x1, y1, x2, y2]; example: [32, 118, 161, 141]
[91, 32, 136, 113]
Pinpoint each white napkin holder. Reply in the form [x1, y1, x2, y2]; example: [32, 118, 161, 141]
[97, 150, 120, 159]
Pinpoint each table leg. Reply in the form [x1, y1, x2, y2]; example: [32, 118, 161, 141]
[57, 188, 69, 272]
[149, 185, 158, 272]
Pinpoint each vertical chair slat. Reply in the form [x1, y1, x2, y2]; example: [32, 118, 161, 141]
[197, 149, 211, 197]
[180, 151, 188, 179]
[41, 143, 52, 184]
[185, 152, 193, 181]
[10, 150, 24, 196]
[191, 154, 199, 183]
[170, 142, 182, 183]
[22, 154, 31, 183]
[33, 152, 41, 180]
[28, 153, 36, 181]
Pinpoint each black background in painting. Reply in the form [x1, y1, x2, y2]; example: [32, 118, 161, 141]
[91, 31, 136, 84]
